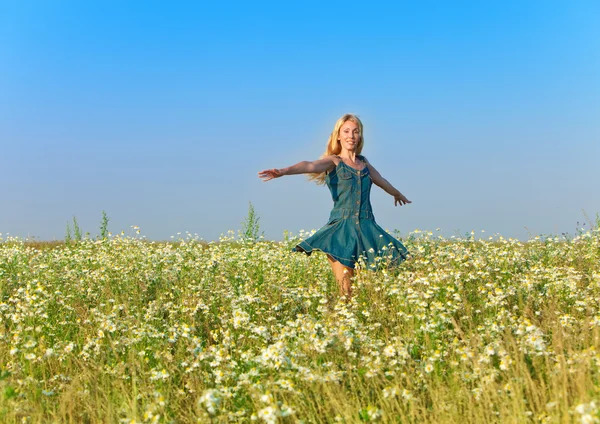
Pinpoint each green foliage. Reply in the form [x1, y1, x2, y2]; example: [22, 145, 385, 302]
[3, 386, 16, 400]
[65, 222, 72, 244]
[1, 229, 600, 422]
[72, 216, 82, 241]
[240, 201, 262, 242]
[66, 216, 83, 243]
[99, 210, 110, 239]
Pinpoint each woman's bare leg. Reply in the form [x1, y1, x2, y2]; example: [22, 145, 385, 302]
[327, 255, 354, 298]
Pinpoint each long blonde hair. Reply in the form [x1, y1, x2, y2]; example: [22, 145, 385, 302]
[308, 113, 364, 185]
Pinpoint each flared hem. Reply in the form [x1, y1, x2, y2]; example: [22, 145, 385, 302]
[292, 216, 410, 271]
[294, 240, 408, 270]
[294, 241, 356, 269]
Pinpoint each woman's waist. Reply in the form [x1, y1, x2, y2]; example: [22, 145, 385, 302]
[328, 208, 374, 220]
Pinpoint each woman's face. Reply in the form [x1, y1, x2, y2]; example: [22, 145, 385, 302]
[338, 120, 360, 152]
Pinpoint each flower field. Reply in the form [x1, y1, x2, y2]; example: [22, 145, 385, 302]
[0, 229, 599, 423]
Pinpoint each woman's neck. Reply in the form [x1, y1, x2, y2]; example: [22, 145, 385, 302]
[339, 149, 357, 162]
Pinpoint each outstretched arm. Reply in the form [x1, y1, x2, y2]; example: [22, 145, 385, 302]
[258, 156, 336, 182]
[367, 162, 412, 206]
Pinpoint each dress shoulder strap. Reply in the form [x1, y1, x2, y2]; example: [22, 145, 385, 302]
[326, 155, 342, 175]
[358, 154, 369, 165]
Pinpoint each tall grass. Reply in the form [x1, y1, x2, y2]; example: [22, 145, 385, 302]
[0, 229, 598, 423]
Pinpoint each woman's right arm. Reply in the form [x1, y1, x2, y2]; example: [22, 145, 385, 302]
[258, 156, 336, 181]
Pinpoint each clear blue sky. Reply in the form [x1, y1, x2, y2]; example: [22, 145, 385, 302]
[1, 0, 599, 241]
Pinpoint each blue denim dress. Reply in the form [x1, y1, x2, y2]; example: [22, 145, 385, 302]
[295, 156, 409, 269]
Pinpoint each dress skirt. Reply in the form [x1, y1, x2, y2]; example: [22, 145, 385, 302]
[295, 217, 409, 269]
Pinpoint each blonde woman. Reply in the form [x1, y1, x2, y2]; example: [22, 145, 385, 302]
[258, 114, 411, 298]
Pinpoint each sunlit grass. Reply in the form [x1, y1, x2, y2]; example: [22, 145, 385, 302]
[0, 228, 599, 423]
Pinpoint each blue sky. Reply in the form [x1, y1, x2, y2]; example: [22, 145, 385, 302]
[1, 0, 599, 241]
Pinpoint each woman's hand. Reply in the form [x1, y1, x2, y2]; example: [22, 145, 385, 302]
[258, 168, 283, 182]
[394, 192, 412, 206]
[367, 162, 412, 206]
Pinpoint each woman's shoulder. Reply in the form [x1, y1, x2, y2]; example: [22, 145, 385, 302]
[322, 154, 342, 165]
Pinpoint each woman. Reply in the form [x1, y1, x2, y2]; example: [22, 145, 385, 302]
[258, 114, 411, 298]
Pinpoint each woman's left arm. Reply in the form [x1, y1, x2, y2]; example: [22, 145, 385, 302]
[367, 162, 412, 206]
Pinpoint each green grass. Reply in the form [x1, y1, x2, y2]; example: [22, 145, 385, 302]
[0, 229, 599, 423]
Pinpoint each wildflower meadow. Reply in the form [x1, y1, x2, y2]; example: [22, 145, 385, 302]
[0, 226, 599, 423]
